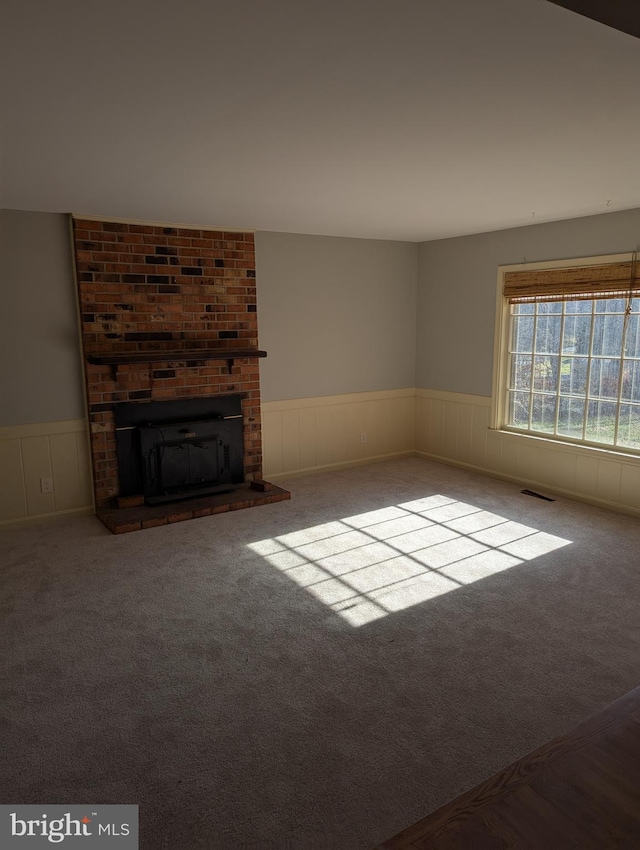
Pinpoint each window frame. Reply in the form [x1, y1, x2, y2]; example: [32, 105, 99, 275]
[491, 251, 639, 454]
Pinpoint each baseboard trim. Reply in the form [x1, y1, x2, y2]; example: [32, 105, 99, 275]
[266, 451, 417, 481]
[0, 506, 94, 527]
[414, 450, 640, 520]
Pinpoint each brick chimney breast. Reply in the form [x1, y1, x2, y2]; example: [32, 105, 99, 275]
[73, 218, 262, 507]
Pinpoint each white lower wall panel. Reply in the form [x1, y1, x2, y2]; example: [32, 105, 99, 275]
[50, 431, 93, 512]
[0, 420, 92, 524]
[431, 399, 446, 457]
[262, 389, 415, 478]
[0, 439, 28, 521]
[6, 390, 640, 524]
[281, 409, 302, 472]
[620, 464, 640, 509]
[576, 455, 599, 499]
[470, 404, 490, 469]
[456, 403, 473, 465]
[597, 461, 622, 504]
[485, 429, 503, 473]
[545, 449, 577, 492]
[298, 407, 317, 470]
[416, 388, 640, 516]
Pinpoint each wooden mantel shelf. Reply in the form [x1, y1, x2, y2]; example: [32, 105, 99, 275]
[87, 348, 267, 366]
[87, 348, 267, 375]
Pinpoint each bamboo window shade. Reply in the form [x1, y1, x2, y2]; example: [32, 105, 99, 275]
[503, 257, 639, 303]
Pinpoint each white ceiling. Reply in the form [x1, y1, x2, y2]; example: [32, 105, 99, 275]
[2, 0, 640, 241]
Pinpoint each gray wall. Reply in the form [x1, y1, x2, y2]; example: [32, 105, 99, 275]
[0, 218, 418, 428]
[1, 210, 85, 426]
[255, 231, 417, 401]
[6, 208, 640, 425]
[417, 208, 640, 396]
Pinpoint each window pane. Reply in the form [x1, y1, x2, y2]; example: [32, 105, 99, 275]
[511, 354, 532, 390]
[592, 315, 624, 357]
[531, 394, 557, 433]
[505, 292, 640, 454]
[535, 315, 561, 353]
[509, 391, 530, 429]
[533, 355, 559, 392]
[538, 301, 562, 315]
[557, 396, 585, 438]
[595, 298, 626, 313]
[559, 356, 587, 396]
[624, 315, 640, 358]
[513, 302, 535, 315]
[589, 358, 620, 400]
[621, 361, 640, 403]
[563, 314, 592, 355]
[565, 299, 593, 315]
[512, 316, 534, 353]
[585, 400, 617, 444]
[617, 404, 640, 449]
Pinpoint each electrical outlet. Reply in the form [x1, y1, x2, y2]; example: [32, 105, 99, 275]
[40, 477, 54, 494]
[360, 432, 367, 443]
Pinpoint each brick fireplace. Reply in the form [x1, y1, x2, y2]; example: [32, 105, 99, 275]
[72, 217, 288, 531]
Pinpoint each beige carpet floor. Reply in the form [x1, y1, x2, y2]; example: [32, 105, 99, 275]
[2, 457, 639, 849]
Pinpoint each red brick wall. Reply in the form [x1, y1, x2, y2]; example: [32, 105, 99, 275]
[72, 218, 262, 507]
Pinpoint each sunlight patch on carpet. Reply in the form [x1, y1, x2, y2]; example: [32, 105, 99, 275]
[248, 496, 572, 626]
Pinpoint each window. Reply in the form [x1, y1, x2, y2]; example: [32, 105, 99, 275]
[494, 253, 640, 453]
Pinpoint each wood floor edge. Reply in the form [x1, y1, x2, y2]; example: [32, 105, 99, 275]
[379, 685, 640, 848]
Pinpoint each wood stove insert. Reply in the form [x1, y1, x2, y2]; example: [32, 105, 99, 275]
[115, 394, 244, 505]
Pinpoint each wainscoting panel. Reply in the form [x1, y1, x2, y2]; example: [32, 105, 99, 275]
[262, 389, 415, 478]
[621, 464, 640, 508]
[0, 439, 28, 522]
[22, 435, 55, 517]
[6, 391, 640, 524]
[50, 431, 93, 512]
[415, 388, 640, 516]
[0, 420, 93, 524]
[576, 455, 599, 499]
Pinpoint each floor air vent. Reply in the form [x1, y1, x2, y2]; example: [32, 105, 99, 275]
[521, 489, 555, 502]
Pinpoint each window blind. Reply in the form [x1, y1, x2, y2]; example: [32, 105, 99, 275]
[503, 258, 638, 303]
